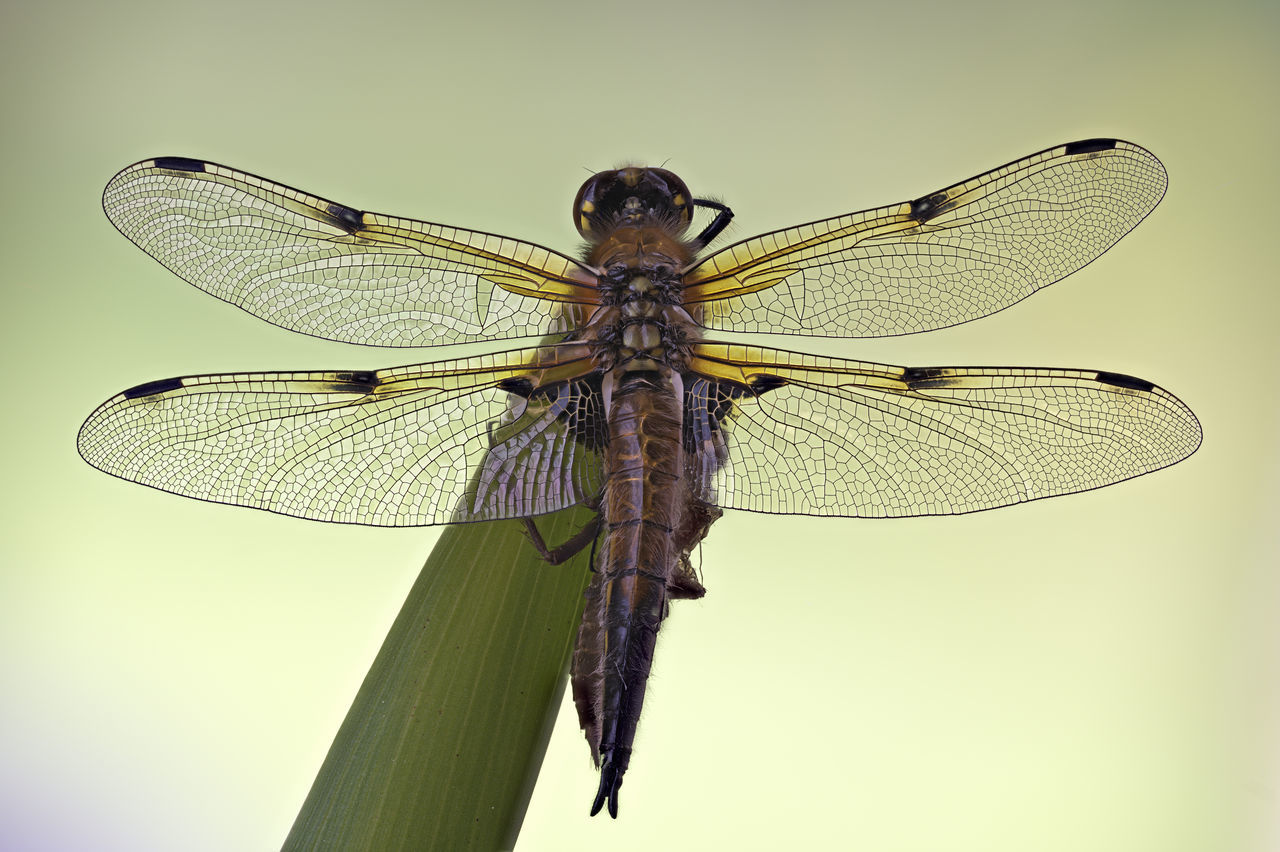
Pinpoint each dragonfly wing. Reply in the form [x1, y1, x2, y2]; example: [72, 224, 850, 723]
[78, 346, 605, 526]
[103, 158, 600, 347]
[685, 140, 1166, 338]
[685, 343, 1201, 517]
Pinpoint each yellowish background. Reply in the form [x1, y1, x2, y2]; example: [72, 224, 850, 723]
[3, 1, 1276, 850]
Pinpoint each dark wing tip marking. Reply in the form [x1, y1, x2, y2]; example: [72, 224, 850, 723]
[324, 202, 364, 233]
[1095, 371, 1155, 392]
[498, 376, 534, 397]
[122, 377, 185, 399]
[152, 156, 207, 173]
[1064, 138, 1119, 156]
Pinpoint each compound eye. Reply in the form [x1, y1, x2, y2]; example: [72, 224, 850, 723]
[573, 170, 614, 237]
[650, 168, 694, 228]
[572, 167, 696, 236]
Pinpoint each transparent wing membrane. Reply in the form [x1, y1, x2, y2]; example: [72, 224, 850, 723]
[685, 343, 1201, 517]
[77, 346, 605, 526]
[686, 139, 1166, 338]
[102, 158, 600, 347]
[87, 141, 1199, 527]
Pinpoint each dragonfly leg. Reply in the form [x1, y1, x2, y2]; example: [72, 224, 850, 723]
[521, 514, 602, 565]
[688, 198, 734, 251]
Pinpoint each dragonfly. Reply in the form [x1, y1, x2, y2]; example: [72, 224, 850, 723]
[78, 139, 1201, 818]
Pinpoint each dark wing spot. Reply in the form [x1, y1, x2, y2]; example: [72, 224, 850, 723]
[152, 157, 206, 173]
[152, 156, 206, 173]
[1064, 139, 1118, 156]
[908, 192, 953, 223]
[902, 367, 947, 382]
[498, 376, 534, 397]
[1095, 371, 1154, 392]
[324, 202, 364, 233]
[749, 374, 788, 394]
[123, 377, 185, 399]
[320, 382, 376, 394]
[902, 366, 962, 389]
[322, 371, 379, 393]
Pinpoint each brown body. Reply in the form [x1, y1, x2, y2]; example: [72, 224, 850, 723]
[573, 376, 683, 793]
[568, 215, 714, 816]
[570, 377, 714, 765]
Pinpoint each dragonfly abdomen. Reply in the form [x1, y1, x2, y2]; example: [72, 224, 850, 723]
[584, 372, 685, 818]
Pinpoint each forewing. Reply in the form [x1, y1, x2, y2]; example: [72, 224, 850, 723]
[102, 158, 600, 347]
[685, 343, 1200, 517]
[685, 140, 1166, 337]
[77, 346, 605, 526]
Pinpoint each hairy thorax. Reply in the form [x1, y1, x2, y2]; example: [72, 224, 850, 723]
[580, 224, 702, 376]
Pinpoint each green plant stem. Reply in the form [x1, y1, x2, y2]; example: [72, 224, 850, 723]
[283, 508, 595, 851]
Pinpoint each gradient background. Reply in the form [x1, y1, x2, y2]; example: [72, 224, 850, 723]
[3, 1, 1276, 849]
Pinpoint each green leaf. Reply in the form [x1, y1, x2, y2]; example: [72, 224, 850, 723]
[283, 508, 596, 851]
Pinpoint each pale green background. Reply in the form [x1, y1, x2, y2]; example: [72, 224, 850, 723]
[2, 0, 1276, 850]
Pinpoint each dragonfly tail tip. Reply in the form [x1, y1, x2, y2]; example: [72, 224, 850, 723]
[589, 760, 622, 818]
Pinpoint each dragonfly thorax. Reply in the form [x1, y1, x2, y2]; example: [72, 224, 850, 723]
[581, 222, 700, 374]
[587, 299, 699, 374]
[589, 220, 695, 305]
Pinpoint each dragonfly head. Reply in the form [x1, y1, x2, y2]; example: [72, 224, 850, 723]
[574, 166, 694, 240]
